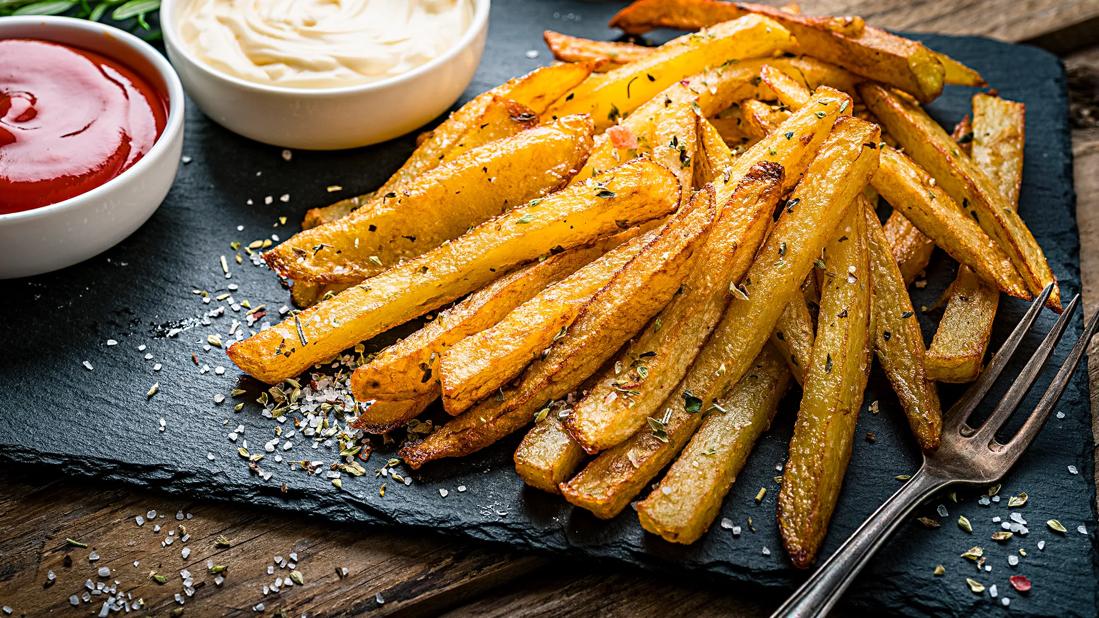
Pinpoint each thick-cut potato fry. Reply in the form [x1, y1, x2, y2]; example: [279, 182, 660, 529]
[860, 83, 1058, 309]
[543, 31, 651, 71]
[610, 0, 945, 102]
[302, 63, 592, 229]
[771, 294, 815, 385]
[761, 64, 812, 109]
[547, 14, 792, 131]
[400, 187, 717, 467]
[564, 165, 783, 454]
[778, 205, 871, 569]
[873, 145, 1028, 299]
[439, 230, 653, 416]
[560, 117, 881, 518]
[636, 345, 791, 543]
[515, 415, 588, 493]
[740, 99, 788, 140]
[290, 281, 351, 309]
[927, 94, 1025, 382]
[864, 203, 942, 450]
[265, 115, 594, 284]
[936, 51, 986, 87]
[350, 236, 630, 432]
[708, 107, 753, 150]
[228, 159, 680, 384]
[883, 212, 934, 286]
[770, 56, 862, 94]
[696, 117, 735, 186]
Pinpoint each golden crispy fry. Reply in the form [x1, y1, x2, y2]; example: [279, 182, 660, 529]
[302, 63, 591, 229]
[515, 415, 588, 493]
[265, 115, 594, 284]
[771, 294, 815, 385]
[864, 203, 942, 450]
[873, 145, 1028, 299]
[228, 158, 680, 384]
[761, 64, 812, 108]
[636, 345, 791, 543]
[770, 56, 862, 94]
[547, 14, 792, 131]
[610, 0, 945, 102]
[400, 186, 717, 468]
[739, 99, 788, 139]
[778, 204, 872, 569]
[289, 281, 351, 309]
[927, 94, 1026, 382]
[543, 31, 652, 71]
[860, 83, 1058, 309]
[564, 165, 784, 454]
[883, 207, 934, 286]
[350, 237, 629, 432]
[936, 51, 986, 87]
[560, 116, 881, 518]
[439, 230, 653, 416]
[696, 117, 735, 186]
[708, 107, 753, 150]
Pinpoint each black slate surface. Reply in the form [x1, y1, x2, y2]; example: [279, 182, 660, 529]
[0, 2, 1094, 615]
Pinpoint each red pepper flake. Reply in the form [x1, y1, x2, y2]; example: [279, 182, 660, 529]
[1009, 575, 1032, 593]
[606, 125, 638, 150]
[191, 353, 200, 366]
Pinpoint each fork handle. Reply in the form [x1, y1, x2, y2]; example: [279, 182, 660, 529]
[771, 468, 950, 618]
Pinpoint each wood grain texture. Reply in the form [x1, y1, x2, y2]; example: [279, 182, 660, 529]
[1, 3, 1098, 617]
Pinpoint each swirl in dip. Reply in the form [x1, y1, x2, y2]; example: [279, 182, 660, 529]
[177, 0, 474, 89]
[0, 39, 168, 215]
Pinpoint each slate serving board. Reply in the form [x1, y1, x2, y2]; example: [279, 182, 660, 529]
[0, 1, 1094, 615]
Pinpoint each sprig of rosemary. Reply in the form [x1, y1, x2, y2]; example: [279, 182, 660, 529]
[0, 0, 161, 38]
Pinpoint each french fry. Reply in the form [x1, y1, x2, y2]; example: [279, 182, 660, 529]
[438, 230, 653, 416]
[927, 94, 1026, 382]
[708, 107, 753, 150]
[289, 281, 351, 309]
[265, 114, 594, 284]
[864, 202, 942, 450]
[547, 14, 792, 131]
[302, 63, 592, 229]
[228, 158, 680, 384]
[400, 186, 717, 467]
[610, 0, 946, 102]
[760, 64, 812, 108]
[696, 117, 735, 186]
[860, 83, 1058, 309]
[560, 116, 881, 518]
[515, 414, 588, 494]
[936, 51, 986, 87]
[740, 99, 788, 139]
[350, 235, 633, 432]
[873, 145, 1029, 299]
[543, 31, 651, 71]
[564, 164, 784, 454]
[778, 204, 872, 569]
[883, 212, 934, 285]
[636, 345, 791, 543]
[771, 293, 815, 385]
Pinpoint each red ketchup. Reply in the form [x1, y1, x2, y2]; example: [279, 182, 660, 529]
[0, 39, 168, 214]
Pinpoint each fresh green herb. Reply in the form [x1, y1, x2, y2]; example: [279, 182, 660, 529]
[683, 390, 702, 414]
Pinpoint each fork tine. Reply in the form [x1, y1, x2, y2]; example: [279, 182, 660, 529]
[1001, 307, 1099, 466]
[942, 283, 1055, 433]
[969, 294, 1080, 443]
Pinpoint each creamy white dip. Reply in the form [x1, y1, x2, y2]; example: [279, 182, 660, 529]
[178, 0, 473, 88]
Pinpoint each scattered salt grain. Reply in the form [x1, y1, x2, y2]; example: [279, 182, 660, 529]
[1078, 524, 1088, 535]
[457, 485, 467, 492]
[82, 360, 94, 371]
[375, 593, 385, 605]
[1008, 555, 1019, 566]
[97, 567, 110, 578]
[281, 149, 292, 161]
[761, 547, 771, 556]
[106, 339, 117, 346]
[1056, 411, 1066, 419]
[1038, 540, 1046, 550]
[439, 488, 449, 498]
[1068, 465, 1078, 475]
[135, 515, 145, 527]
[182, 547, 191, 559]
[936, 504, 949, 517]
[525, 50, 539, 59]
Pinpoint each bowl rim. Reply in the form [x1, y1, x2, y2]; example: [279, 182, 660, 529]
[0, 16, 186, 224]
[159, 0, 491, 97]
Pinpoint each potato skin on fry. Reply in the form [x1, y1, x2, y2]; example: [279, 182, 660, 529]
[864, 203, 942, 451]
[636, 345, 790, 543]
[228, 158, 681, 385]
[561, 116, 882, 519]
[778, 205, 872, 569]
[350, 236, 630, 433]
[564, 164, 784, 454]
[928, 94, 1026, 382]
[771, 294, 815, 385]
[400, 184, 716, 468]
[861, 83, 1058, 309]
[543, 30, 652, 71]
[266, 114, 594, 285]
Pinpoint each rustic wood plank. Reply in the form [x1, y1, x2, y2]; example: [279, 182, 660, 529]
[0, 468, 540, 617]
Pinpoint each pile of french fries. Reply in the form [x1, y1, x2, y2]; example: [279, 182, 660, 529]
[228, 0, 1058, 568]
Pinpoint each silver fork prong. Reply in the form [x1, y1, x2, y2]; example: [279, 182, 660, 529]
[969, 294, 1080, 444]
[942, 283, 1055, 434]
[999, 307, 1099, 467]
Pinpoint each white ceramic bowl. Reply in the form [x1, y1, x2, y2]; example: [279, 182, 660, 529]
[0, 17, 185, 280]
[160, 0, 490, 150]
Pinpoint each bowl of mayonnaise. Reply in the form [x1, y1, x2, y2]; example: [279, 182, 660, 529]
[161, 0, 489, 150]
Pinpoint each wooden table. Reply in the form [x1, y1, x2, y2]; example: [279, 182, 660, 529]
[3, 2, 1099, 615]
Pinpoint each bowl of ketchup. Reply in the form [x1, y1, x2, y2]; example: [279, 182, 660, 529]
[0, 17, 185, 279]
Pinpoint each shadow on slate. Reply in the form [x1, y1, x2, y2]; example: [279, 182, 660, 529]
[0, 1, 1094, 616]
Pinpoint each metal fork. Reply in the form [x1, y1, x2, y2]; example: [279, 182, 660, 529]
[772, 284, 1099, 617]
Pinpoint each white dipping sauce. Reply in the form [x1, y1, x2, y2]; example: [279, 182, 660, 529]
[178, 0, 473, 88]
